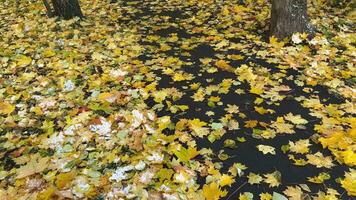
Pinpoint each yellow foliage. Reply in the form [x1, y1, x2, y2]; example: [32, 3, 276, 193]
[43, 49, 56, 57]
[0, 101, 15, 115]
[216, 60, 233, 72]
[16, 55, 32, 67]
[340, 169, 356, 196]
[37, 186, 56, 200]
[202, 182, 227, 200]
[55, 171, 76, 189]
[219, 174, 235, 187]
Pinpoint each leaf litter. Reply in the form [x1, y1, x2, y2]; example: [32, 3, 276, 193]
[0, 0, 355, 199]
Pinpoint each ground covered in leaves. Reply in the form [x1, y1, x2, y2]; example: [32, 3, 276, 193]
[0, 0, 355, 199]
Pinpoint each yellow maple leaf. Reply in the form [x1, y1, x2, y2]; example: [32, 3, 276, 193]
[318, 131, 344, 149]
[247, 172, 263, 185]
[307, 172, 330, 184]
[209, 96, 220, 102]
[55, 171, 76, 189]
[43, 49, 56, 58]
[202, 182, 227, 200]
[37, 186, 56, 200]
[250, 87, 264, 95]
[153, 90, 168, 103]
[264, 171, 281, 187]
[157, 116, 171, 132]
[189, 118, 207, 129]
[255, 106, 273, 115]
[340, 148, 356, 166]
[173, 73, 186, 81]
[216, 60, 233, 72]
[260, 193, 272, 200]
[16, 55, 32, 67]
[98, 92, 119, 103]
[283, 186, 303, 200]
[0, 101, 15, 115]
[289, 139, 311, 154]
[244, 120, 258, 128]
[257, 145, 276, 155]
[219, 174, 235, 187]
[234, 64, 256, 83]
[190, 83, 200, 90]
[16, 155, 49, 179]
[173, 146, 199, 162]
[306, 152, 334, 168]
[229, 54, 244, 60]
[284, 113, 308, 125]
[91, 52, 106, 61]
[192, 89, 205, 102]
[269, 36, 285, 48]
[340, 169, 356, 196]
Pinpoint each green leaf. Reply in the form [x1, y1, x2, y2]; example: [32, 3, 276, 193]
[272, 192, 288, 200]
[156, 168, 174, 182]
[211, 122, 223, 130]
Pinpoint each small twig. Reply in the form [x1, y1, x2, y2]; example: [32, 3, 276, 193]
[226, 181, 248, 200]
[42, 0, 54, 17]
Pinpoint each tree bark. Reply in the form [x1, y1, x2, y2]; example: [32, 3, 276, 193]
[50, 0, 84, 19]
[269, 0, 314, 39]
[42, 0, 54, 17]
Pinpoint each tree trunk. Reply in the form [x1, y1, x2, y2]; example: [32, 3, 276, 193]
[50, 0, 84, 19]
[42, 0, 54, 17]
[269, 0, 314, 39]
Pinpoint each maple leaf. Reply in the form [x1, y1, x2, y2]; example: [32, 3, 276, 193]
[239, 192, 254, 200]
[215, 60, 233, 72]
[284, 113, 308, 125]
[37, 186, 56, 200]
[219, 174, 235, 187]
[16, 55, 32, 67]
[189, 118, 209, 136]
[264, 171, 281, 187]
[257, 145, 276, 155]
[225, 104, 239, 114]
[0, 101, 15, 115]
[340, 148, 356, 166]
[306, 152, 334, 168]
[173, 72, 193, 81]
[157, 116, 171, 132]
[43, 49, 56, 57]
[250, 87, 264, 95]
[255, 106, 273, 115]
[307, 172, 330, 183]
[55, 171, 77, 189]
[98, 92, 120, 103]
[153, 90, 168, 103]
[234, 64, 256, 83]
[156, 168, 174, 182]
[91, 52, 106, 61]
[247, 173, 263, 185]
[192, 89, 205, 102]
[173, 146, 199, 163]
[340, 169, 356, 196]
[289, 139, 311, 154]
[16, 154, 49, 179]
[202, 182, 227, 200]
[228, 163, 247, 177]
[259, 193, 272, 200]
[244, 120, 258, 128]
[269, 36, 285, 48]
[283, 186, 303, 200]
[271, 117, 295, 134]
[229, 54, 244, 60]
